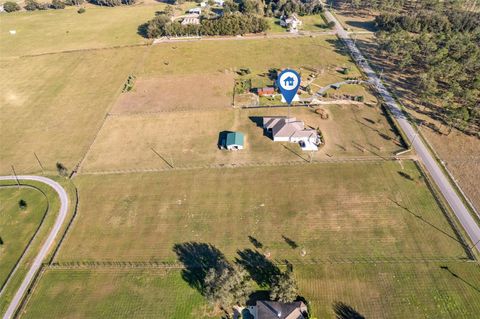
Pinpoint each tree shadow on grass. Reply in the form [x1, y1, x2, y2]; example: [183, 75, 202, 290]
[248, 235, 264, 249]
[236, 248, 281, 288]
[282, 235, 298, 249]
[333, 301, 365, 319]
[173, 242, 227, 294]
[137, 23, 149, 38]
[440, 266, 480, 293]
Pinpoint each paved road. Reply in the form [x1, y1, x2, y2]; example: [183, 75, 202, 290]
[321, 5, 480, 254]
[0, 176, 69, 319]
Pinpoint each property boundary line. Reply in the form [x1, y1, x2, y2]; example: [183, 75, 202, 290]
[48, 185, 79, 264]
[78, 156, 412, 176]
[45, 256, 474, 270]
[12, 264, 47, 319]
[413, 160, 476, 261]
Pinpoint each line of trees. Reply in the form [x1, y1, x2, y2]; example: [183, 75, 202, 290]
[359, 0, 479, 135]
[2, 0, 135, 12]
[144, 12, 269, 38]
[222, 0, 323, 17]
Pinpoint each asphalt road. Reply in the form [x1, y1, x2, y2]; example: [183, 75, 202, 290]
[0, 176, 69, 319]
[321, 6, 480, 253]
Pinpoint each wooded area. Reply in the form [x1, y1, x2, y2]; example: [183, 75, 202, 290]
[346, 0, 479, 135]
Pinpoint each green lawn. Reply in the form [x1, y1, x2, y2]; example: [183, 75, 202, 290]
[298, 262, 480, 318]
[21, 262, 480, 318]
[0, 178, 76, 316]
[0, 5, 163, 57]
[59, 161, 467, 262]
[300, 14, 328, 31]
[0, 187, 48, 289]
[20, 269, 209, 319]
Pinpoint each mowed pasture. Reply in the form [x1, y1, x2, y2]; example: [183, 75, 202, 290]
[1, 36, 364, 175]
[59, 161, 468, 262]
[21, 263, 480, 319]
[0, 178, 74, 315]
[20, 269, 209, 319]
[80, 105, 403, 173]
[111, 73, 235, 114]
[0, 187, 48, 289]
[0, 47, 143, 175]
[140, 36, 360, 78]
[0, 5, 162, 57]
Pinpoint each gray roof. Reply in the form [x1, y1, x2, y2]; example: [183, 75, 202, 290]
[256, 300, 307, 319]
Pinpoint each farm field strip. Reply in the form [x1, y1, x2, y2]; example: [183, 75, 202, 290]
[79, 105, 403, 173]
[57, 161, 469, 263]
[19, 262, 480, 319]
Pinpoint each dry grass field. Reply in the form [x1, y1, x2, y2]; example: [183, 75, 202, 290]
[111, 73, 235, 114]
[331, 0, 378, 33]
[80, 105, 402, 173]
[58, 161, 468, 262]
[0, 47, 143, 175]
[0, 5, 163, 57]
[140, 36, 359, 78]
[1, 35, 363, 176]
[20, 262, 480, 319]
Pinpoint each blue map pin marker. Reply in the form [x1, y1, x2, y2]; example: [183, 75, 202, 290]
[277, 69, 301, 105]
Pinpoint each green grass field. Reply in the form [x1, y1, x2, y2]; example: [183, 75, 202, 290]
[58, 161, 467, 262]
[21, 262, 480, 319]
[0, 187, 48, 288]
[0, 178, 76, 315]
[20, 268, 209, 319]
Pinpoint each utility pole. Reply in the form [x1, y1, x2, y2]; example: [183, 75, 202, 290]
[410, 122, 423, 147]
[34, 152, 45, 174]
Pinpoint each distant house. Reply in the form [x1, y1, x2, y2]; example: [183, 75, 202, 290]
[214, 0, 224, 6]
[263, 116, 320, 151]
[221, 132, 244, 150]
[200, 1, 207, 7]
[257, 87, 275, 97]
[181, 15, 200, 25]
[280, 14, 302, 32]
[256, 300, 308, 319]
[188, 7, 202, 14]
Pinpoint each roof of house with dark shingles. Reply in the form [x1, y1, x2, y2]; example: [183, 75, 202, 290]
[256, 300, 307, 319]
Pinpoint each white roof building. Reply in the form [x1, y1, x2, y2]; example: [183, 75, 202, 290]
[181, 15, 200, 25]
[263, 116, 320, 151]
[188, 7, 202, 14]
[280, 14, 303, 32]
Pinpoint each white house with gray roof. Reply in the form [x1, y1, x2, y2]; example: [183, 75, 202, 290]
[263, 116, 320, 150]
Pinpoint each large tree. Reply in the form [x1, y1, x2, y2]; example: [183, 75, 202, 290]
[204, 263, 252, 312]
[270, 268, 298, 303]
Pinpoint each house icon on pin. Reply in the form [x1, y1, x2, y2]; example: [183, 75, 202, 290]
[284, 76, 294, 87]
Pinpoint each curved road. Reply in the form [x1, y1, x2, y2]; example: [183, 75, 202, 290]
[321, 4, 480, 253]
[0, 176, 69, 319]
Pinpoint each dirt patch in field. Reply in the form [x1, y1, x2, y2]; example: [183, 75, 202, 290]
[111, 73, 234, 114]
